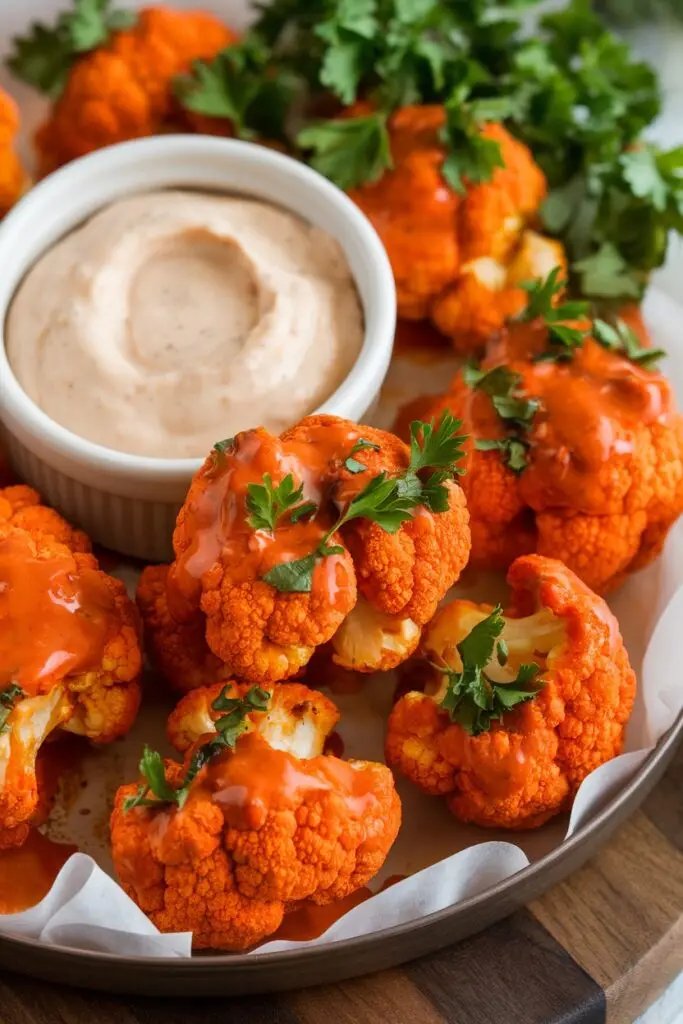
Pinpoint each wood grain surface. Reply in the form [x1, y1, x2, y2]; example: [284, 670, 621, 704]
[2, 737, 682, 1024]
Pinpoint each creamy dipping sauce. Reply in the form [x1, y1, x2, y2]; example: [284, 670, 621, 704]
[6, 191, 364, 458]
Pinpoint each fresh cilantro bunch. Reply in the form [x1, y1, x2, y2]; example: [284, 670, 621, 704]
[124, 686, 271, 812]
[8, 0, 136, 97]
[499, 0, 683, 299]
[174, 35, 297, 143]
[261, 413, 467, 593]
[431, 605, 543, 736]
[0, 684, 23, 735]
[464, 363, 538, 473]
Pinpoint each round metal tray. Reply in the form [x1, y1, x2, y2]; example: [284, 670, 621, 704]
[0, 711, 680, 997]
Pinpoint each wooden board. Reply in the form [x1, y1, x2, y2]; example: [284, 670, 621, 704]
[2, 737, 681, 1024]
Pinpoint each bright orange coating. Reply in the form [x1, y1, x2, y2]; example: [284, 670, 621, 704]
[0, 88, 25, 216]
[147, 415, 470, 689]
[386, 555, 636, 829]
[137, 564, 232, 694]
[348, 106, 553, 353]
[0, 485, 90, 552]
[111, 682, 401, 950]
[35, 7, 237, 175]
[0, 529, 142, 849]
[397, 318, 683, 592]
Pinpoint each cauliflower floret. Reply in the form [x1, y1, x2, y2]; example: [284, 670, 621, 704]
[0, 485, 90, 552]
[349, 106, 557, 354]
[386, 555, 636, 829]
[0, 87, 25, 216]
[32, 7, 236, 175]
[398, 316, 683, 592]
[0, 529, 142, 848]
[167, 681, 340, 756]
[145, 414, 470, 690]
[112, 683, 400, 950]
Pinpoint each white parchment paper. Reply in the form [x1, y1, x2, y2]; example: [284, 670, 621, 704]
[1, 0, 683, 962]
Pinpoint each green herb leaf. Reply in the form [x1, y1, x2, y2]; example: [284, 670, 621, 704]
[593, 316, 665, 369]
[246, 473, 316, 533]
[440, 89, 505, 195]
[7, 0, 136, 96]
[434, 606, 544, 736]
[408, 411, 468, 474]
[0, 684, 23, 735]
[466, 364, 537, 474]
[297, 114, 393, 191]
[213, 437, 234, 455]
[344, 437, 380, 473]
[573, 243, 642, 300]
[122, 746, 179, 812]
[517, 268, 591, 357]
[262, 552, 319, 593]
[344, 457, 368, 474]
[475, 437, 530, 474]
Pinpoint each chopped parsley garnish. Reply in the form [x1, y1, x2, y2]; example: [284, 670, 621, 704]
[8, 0, 136, 97]
[344, 437, 381, 474]
[123, 686, 271, 812]
[262, 413, 468, 593]
[517, 268, 591, 360]
[246, 473, 317, 533]
[297, 114, 393, 191]
[464, 364, 538, 474]
[430, 606, 543, 737]
[439, 86, 506, 195]
[593, 316, 665, 369]
[0, 684, 23, 735]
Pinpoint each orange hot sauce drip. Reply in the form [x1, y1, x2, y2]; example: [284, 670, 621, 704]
[168, 421, 372, 619]
[0, 830, 77, 913]
[0, 533, 114, 695]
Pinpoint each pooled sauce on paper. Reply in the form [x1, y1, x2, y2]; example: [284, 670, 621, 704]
[0, 830, 77, 914]
[0, 532, 114, 694]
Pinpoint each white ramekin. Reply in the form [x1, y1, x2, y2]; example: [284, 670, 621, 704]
[0, 135, 396, 561]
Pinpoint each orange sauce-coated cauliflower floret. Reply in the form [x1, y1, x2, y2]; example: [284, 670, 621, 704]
[140, 414, 470, 690]
[349, 106, 558, 354]
[386, 555, 636, 829]
[0, 88, 25, 216]
[396, 315, 683, 592]
[0, 528, 142, 849]
[35, 7, 236, 175]
[112, 682, 400, 949]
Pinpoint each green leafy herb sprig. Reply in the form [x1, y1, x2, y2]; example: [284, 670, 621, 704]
[123, 686, 271, 813]
[246, 474, 317, 532]
[517, 267, 591, 361]
[0, 684, 23, 735]
[8, 0, 136, 97]
[430, 606, 543, 737]
[593, 316, 665, 369]
[464, 364, 538, 474]
[262, 413, 468, 594]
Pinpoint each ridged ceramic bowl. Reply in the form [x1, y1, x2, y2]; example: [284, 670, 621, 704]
[0, 135, 396, 560]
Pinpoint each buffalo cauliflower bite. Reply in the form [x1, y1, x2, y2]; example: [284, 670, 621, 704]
[0, 88, 25, 217]
[348, 107, 560, 353]
[0, 485, 90, 552]
[30, 7, 236, 175]
[386, 555, 636, 829]
[112, 682, 401, 950]
[141, 413, 470, 688]
[399, 316, 683, 592]
[0, 529, 142, 849]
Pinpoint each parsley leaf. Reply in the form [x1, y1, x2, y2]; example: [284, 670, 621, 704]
[573, 243, 642, 300]
[517, 268, 591, 358]
[124, 688, 271, 813]
[262, 551, 319, 593]
[297, 114, 393, 191]
[433, 606, 543, 737]
[465, 364, 538, 474]
[440, 87, 505, 195]
[344, 437, 380, 473]
[0, 684, 23, 735]
[175, 39, 296, 143]
[246, 473, 315, 533]
[593, 317, 665, 369]
[409, 411, 468, 474]
[8, 0, 136, 97]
